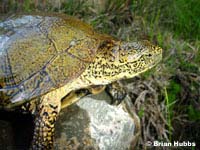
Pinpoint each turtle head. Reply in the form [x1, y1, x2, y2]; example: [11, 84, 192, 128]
[108, 40, 162, 80]
[83, 40, 162, 84]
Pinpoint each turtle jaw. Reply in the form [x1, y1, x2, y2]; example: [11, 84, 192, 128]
[118, 53, 162, 80]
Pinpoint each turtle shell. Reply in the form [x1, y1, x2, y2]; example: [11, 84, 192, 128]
[0, 13, 108, 107]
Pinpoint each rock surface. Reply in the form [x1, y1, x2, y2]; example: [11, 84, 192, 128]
[0, 92, 140, 150]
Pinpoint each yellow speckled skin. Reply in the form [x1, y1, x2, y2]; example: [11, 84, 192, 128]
[0, 13, 162, 149]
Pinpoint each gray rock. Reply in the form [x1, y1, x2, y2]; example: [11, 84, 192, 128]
[0, 92, 140, 150]
[55, 92, 140, 150]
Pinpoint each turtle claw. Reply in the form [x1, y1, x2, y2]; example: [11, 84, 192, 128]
[106, 82, 127, 105]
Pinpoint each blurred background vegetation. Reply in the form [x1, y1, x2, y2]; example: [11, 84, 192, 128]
[0, 0, 199, 149]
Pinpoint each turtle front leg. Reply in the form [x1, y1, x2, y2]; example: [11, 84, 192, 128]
[106, 81, 127, 105]
[31, 94, 61, 150]
[61, 83, 126, 111]
[61, 85, 106, 109]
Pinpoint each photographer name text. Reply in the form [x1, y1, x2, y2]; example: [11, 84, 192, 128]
[153, 141, 195, 147]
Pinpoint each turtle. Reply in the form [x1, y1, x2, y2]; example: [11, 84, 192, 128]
[0, 13, 162, 149]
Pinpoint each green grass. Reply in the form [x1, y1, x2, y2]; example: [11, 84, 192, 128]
[4, 0, 200, 40]
[138, 107, 144, 118]
[164, 87, 172, 142]
[164, 80, 181, 142]
[188, 105, 200, 121]
[131, 0, 200, 40]
[60, 0, 91, 16]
